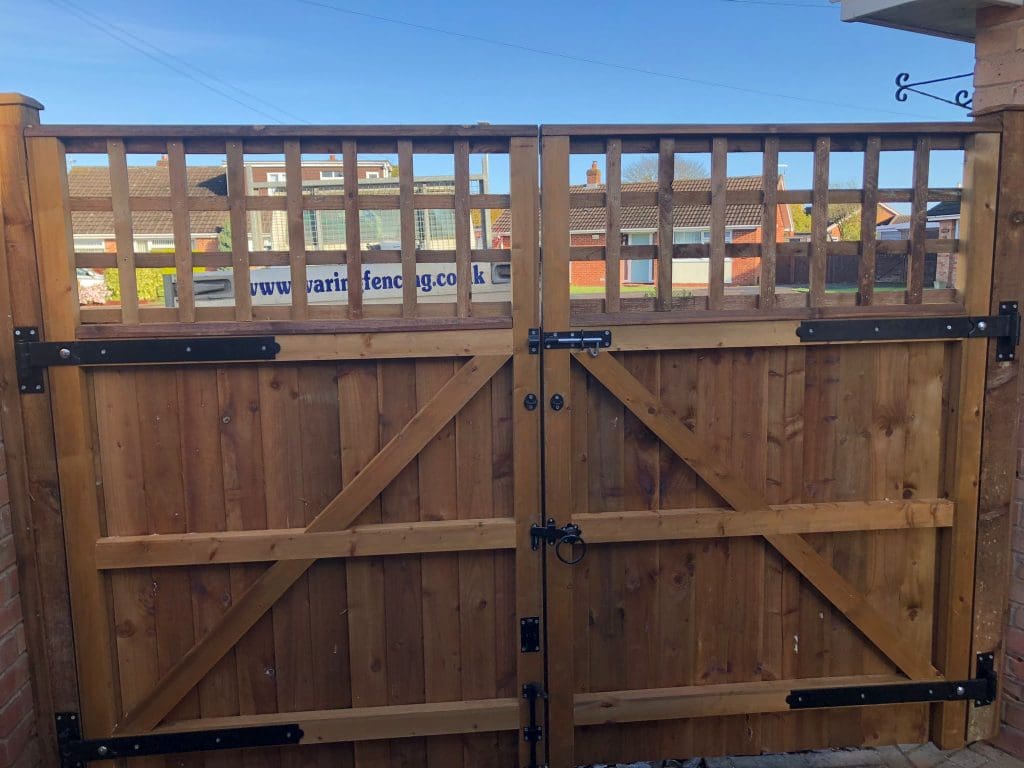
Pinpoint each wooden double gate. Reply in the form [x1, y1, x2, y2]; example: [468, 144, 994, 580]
[0, 102, 1020, 767]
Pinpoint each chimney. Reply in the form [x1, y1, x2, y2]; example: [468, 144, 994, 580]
[328, 153, 337, 161]
[586, 160, 601, 186]
[156, 154, 169, 167]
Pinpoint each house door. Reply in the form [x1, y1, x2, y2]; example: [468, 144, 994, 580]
[625, 233, 654, 283]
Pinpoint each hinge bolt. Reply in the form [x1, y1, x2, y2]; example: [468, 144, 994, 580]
[97, 746, 109, 756]
[956, 685, 966, 696]
[978, 321, 988, 332]
[58, 348, 71, 360]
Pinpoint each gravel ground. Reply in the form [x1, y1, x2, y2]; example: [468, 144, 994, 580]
[582, 741, 1024, 768]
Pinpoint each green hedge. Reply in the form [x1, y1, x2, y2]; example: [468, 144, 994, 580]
[104, 268, 167, 304]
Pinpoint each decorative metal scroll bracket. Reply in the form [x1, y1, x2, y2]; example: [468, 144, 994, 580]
[55, 712, 303, 767]
[896, 72, 973, 111]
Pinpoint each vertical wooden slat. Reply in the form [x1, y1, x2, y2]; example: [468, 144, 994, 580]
[710, 137, 728, 310]
[284, 139, 307, 320]
[107, 139, 138, 324]
[540, 134, 574, 768]
[398, 140, 417, 316]
[342, 140, 363, 319]
[809, 136, 830, 307]
[27, 136, 119, 737]
[908, 136, 931, 305]
[962, 126, 1019, 745]
[933, 132, 999, 748]
[225, 140, 251, 320]
[455, 139, 472, 317]
[859, 136, 881, 306]
[510, 135, 542, 767]
[0, 97, 68, 763]
[167, 141, 194, 323]
[656, 138, 674, 311]
[605, 139, 622, 314]
[760, 137, 778, 310]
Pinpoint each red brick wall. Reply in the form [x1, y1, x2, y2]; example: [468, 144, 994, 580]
[0, 422, 38, 767]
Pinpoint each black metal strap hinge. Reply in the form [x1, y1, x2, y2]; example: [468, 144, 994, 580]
[787, 652, 996, 710]
[528, 327, 611, 355]
[522, 682, 546, 768]
[797, 302, 1021, 361]
[55, 712, 302, 767]
[15, 328, 281, 394]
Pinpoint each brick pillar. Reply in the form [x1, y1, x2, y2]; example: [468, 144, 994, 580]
[974, 6, 1024, 115]
[0, 426, 37, 768]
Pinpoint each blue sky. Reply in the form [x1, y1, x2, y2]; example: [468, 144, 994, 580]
[2, 0, 976, 190]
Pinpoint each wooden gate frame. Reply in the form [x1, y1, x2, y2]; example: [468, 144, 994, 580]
[0, 95, 1021, 767]
[538, 126, 1010, 767]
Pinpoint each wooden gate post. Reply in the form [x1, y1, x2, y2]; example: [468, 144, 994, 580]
[969, 109, 1024, 742]
[0, 93, 71, 767]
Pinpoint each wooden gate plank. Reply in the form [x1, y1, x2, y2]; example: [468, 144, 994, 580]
[575, 351, 941, 682]
[27, 136, 120, 738]
[542, 134, 575, 768]
[574, 499, 952, 543]
[116, 354, 509, 735]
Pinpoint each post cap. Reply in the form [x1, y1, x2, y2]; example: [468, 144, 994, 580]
[0, 94, 44, 110]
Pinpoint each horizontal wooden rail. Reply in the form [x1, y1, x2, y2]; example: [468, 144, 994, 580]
[595, 315, 963, 351]
[147, 698, 520, 743]
[75, 248, 511, 269]
[567, 240, 959, 262]
[567, 187, 961, 209]
[573, 675, 908, 726]
[578, 499, 952, 544]
[77, 302, 514, 327]
[542, 121, 995, 136]
[95, 518, 516, 569]
[68, 193, 511, 212]
[74, 317, 511, 339]
[95, 499, 949, 569]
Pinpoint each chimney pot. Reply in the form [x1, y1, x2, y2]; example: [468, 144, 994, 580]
[586, 160, 601, 186]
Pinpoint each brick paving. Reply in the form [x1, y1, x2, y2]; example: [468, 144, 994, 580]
[588, 742, 1024, 768]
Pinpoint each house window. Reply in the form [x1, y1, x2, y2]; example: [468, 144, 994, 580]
[320, 171, 343, 180]
[266, 172, 286, 196]
[365, 171, 380, 179]
[75, 238, 106, 252]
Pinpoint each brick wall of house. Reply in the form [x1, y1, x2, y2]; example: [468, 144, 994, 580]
[0, 421, 38, 767]
[994, 434, 1024, 756]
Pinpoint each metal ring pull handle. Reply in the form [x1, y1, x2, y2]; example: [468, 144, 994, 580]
[554, 526, 587, 565]
[530, 519, 588, 565]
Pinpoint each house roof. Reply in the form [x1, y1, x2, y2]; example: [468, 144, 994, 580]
[491, 175, 768, 234]
[68, 165, 229, 237]
[884, 214, 913, 227]
[927, 200, 961, 218]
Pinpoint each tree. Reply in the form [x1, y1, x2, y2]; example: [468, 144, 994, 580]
[218, 221, 231, 252]
[622, 156, 708, 182]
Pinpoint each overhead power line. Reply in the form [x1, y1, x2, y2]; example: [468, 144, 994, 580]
[715, 0, 834, 8]
[49, 0, 306, 124]
[296, 0, 935, 119]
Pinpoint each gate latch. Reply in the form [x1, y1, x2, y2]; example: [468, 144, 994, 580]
[528, 328, 611, 356]
[14, 328, 281, 394]
[530, 518, 587, 564]
[787, 652, 997, 710]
